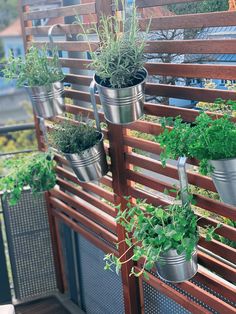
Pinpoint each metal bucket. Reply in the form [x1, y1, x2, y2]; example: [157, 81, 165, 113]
[209, 158, 236, 205]
[156, 248, 198, 283]
[26, 81, 65, 118]
[94, 68, 147, 124]
[64, 132, 108, 182]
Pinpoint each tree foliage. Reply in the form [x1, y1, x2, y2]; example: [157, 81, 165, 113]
[0, 0, 18, 31]
[169, 0, 228, 15]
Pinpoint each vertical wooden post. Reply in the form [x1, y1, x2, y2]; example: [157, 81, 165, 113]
[108, 125, 140, 314]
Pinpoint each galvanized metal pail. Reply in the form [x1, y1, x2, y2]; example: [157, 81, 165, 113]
[26, 81, 65, 118]
[156, 248, 198, 283]
[209, 158, 236, 205]
[94, 68, 148, 124]
[64, 132, 108, 182]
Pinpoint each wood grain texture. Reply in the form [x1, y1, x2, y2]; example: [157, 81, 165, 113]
[136, 0, 203, 7]
[23, 3, 96, 20]
[15, 297, 71, 314]
[140, 11, 236, 30]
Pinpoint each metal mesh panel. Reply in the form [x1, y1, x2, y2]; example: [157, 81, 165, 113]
[2, 190, 57, 300]
[144, 271, 218, 314]
[143, 281, 191, 314]
[77, 234, 125, 314]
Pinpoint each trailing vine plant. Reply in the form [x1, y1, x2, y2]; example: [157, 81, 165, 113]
[104, 197, 220, 279]
[0, 152, 56, 205]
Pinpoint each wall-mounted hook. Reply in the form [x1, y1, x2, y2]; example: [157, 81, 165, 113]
[177, 156, 190, 206]
[48, 24, 72, 44]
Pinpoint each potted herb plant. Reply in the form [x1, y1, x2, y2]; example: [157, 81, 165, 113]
[50, 120, 108, 182]
[104, 199, 199, 283]
[0, 152, 56, 205]
[3, 46, 65, 119]
[77, 2, 149, 124]
[158, 113, 236, 206]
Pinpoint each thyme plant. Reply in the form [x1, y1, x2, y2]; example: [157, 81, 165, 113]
[157, 113, 236, 175]
[76, 0, 150, 88]
[0, 152, 56, 205]
[3, 46, 64, 87]
[50, 120, 100, 154]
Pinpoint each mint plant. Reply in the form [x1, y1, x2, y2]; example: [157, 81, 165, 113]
[157, 113, 236, 175]
[104, 199, 199, 278]
[3, 46, 64, 87]
[50, 120, 100, 154]
[104, 198, 220, 278]
[0, 152, 56, 205]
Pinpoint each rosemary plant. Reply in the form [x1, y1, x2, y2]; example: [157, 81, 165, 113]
[3, 46, 64, 87]
[76, 0, 150, 88]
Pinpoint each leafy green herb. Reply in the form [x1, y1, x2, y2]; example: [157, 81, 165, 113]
[76, 0, 150, 88]
[50, 120, 100, 154]
[104, 199, 199, 278]
[3, 46, 64, 87]
[0, 152, 56, 205]
[157, 113, 236, 175]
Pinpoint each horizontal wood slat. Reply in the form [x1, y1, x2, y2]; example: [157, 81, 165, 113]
[140, 11, 236, 31]
[28, 41, 98, 52]
[60, 58, 91, 69]
[198, 251, 236, 283]
[136, 0, 203, 7]
[126, 168, 236, 221]
[145, 39, 236, 54]
[198, 237, 236, 265]
[23, 3, 96, 20]
[125, 152, 216, 192]
[22, 0, 61, 5]
[195, 269, 236, 306]
[25, 23, 94, 36]
[50, 195, 117, 244]
[146, 83, 236, 102]
[177, 275, 236, 314]
[138, 268, 211, 314]
[56, 177, 116, 217]
[52, 209, 118, 256]
[56, 166, 115, 203]
[50, 189, 116, 233]
[145, 62, 236, 80]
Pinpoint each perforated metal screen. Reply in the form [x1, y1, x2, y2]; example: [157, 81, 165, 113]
[77, 234, 125, 314]
[2, 190, 57, 300]
[143, 281, 190, 314]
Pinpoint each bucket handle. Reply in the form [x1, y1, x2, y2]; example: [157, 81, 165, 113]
[89, 80, 101, 132]
[177, 156, 190, 206]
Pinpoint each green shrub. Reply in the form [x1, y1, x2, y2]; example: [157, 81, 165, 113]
[157, 113, 236, 175]
[3, 46, 64, 87]
[50, 120, 100, 154]
[0, 152, 56, 205]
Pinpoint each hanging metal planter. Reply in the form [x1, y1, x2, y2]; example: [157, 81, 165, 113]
[63, 81, 108, 182]
[92, 68, 148, 125]
[64, 132, 108, 182]
[209, 158, 236, 206]
[155, 157, 198, 283]
[25, 25, 66, 119]
[26, 82, 65, 119]
[156, 248, 198, 283]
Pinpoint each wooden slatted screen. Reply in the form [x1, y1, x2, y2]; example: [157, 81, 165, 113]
[19, 0, 236, 313]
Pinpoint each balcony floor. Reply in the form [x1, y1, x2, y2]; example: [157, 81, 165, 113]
[15, 296, 71, 314]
